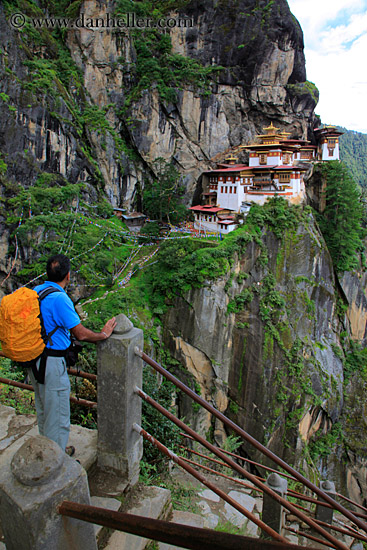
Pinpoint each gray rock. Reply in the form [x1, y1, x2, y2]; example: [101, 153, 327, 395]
[199, 489, 220, 502]
[68, 423, 97, 472]
[91, 496, 122, 538]
[104, 486, 171, 550]
[245, 517, 260, 537]
[159, 511, 205, 550]
[223, 491, 256, 528]
[0, 405, 16, 442]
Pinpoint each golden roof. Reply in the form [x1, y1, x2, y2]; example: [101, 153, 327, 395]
[225, 155, 239, 164]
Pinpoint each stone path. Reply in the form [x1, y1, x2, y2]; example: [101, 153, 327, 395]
[0, 404, 363, 549]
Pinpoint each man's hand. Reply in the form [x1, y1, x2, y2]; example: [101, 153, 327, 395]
[71, 317, 117, 343]
[101, 317, 117, 338]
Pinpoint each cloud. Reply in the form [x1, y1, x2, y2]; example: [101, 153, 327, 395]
[320, 12, 367, 53]
[287, 0, 367, 133]
[289, 0, 365, 46]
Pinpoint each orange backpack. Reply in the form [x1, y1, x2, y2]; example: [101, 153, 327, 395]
[0, 287, 60, 364]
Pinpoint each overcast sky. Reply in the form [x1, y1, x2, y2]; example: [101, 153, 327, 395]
[287, 0, 367, 134]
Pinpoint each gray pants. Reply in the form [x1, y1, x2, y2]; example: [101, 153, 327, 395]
[28, 355, 71, 451]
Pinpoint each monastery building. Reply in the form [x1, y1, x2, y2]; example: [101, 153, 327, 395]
[190, 124, 343, 234]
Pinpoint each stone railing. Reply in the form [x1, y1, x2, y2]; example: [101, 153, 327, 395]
[0, 313, 143, 549]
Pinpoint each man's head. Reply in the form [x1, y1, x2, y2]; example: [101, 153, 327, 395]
[46, 254, 71, 283]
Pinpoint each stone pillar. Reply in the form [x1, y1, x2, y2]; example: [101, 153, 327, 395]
[261, 472, 288, 539]
[316, 480, 336, 527]
[0, 435, 97, 550]
[97, 313, 143, 486]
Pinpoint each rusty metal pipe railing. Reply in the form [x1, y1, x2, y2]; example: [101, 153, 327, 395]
[180, 444, 323, 512]
[336, 492, 367, 513]
[180, 455, 316, 517]
[333, 519, 367, 539]
[285, 527, 336, 549]
[313, 519, 367, 543]
[59, 501, 319, 550]
[67, 368, 97, 382]
[136, 348, 367, 533]
[0, 377, 97, 409]
[181, 436, 329, 511]
[181, 433, 297, 482]
[180, 445, 236, 472]
[180, 455, 263, 494]
[133, 423, 287, 543]
[135, 385, 348, 550]
[181, 456, 316, 517]
[286, 492, 367, 519]
[180, 454, 321, 517]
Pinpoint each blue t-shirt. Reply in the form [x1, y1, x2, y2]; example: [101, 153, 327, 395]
[34, 281, 80, 350]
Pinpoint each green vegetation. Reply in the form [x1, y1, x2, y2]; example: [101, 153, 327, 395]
[341, 337, 367, 382]
[309, 422, 343, 461]
[286, 80, 319, 104]
[2, 168, 132, 288]
[338, 126, 367, 188]
[115, 0, 223, 107]
[144, 197, 309, 312]
[140, 364, 181, 469]
[315, 161, 365, 272]
[2, 0, 133, 187]
[142, 158, 188, 223]
[0, 357, 35, 414]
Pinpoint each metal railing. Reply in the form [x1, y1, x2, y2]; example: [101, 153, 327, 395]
[3, 348, 365, 548]
[58, 501, 317, 550]
[0, 374, 97, 409]
[133, 348, 367, 549]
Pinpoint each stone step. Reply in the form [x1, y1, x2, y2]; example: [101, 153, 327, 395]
[91, 496, 122, 540]
[0, 405, 97, 473]
[158, 511, 205, 550]
[104, 485, 171, 550]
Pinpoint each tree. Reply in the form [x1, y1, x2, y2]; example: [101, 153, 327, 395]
[317, 161, 364, 272]
[143, 158, 188, 224]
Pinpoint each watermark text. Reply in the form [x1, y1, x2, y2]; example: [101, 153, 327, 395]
[9, 12, 194, 31]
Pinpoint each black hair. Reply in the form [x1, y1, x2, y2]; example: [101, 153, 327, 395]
[46, 254, 70, 282]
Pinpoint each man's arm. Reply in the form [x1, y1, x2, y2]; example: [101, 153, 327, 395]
[71, 317, 116, 343]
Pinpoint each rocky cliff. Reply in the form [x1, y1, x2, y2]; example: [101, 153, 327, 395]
[162, 208, 367, 504]
[0, 0, 318, 282]
[3, 0, 366, 506]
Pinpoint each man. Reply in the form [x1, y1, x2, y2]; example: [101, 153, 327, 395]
[30, 254, 116, 455]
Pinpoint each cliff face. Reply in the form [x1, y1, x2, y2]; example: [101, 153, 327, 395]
[0, 0, 318, 281]
[163, 215, 367, 503]
[67, 0, 317, 198]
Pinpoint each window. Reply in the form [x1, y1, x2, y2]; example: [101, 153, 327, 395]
[229, 187, 232, 194]
[259, 154, 267, 165]
[283, 154, 291, 164]
[279, 173, 291, 183]
[234, 187, 237, 194]
[225, 187, 228, 193]
[300, 151, 311, 160]
[221, 186, 224, 193]
[328, 148, 334, 157]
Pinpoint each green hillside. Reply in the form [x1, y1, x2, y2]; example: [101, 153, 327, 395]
[337, 126, 367, 188]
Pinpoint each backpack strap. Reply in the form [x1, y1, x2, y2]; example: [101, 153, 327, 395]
[38, 287, 62, 301]
[37, 287, 62, 347]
